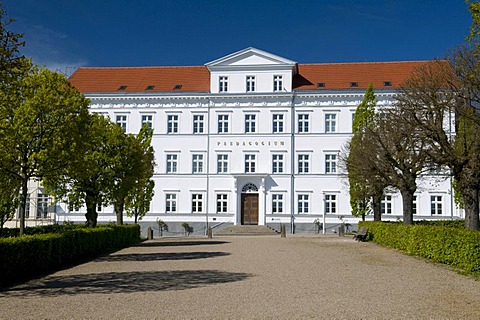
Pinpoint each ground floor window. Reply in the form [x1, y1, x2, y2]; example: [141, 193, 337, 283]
[36, 193, 49, 218]
[165, 193, 177, 213]
[272, 194, 283, 213]
[430, 195, 442, 215]
[298, 194, 309, 214]
[192, 193, 203, 213]
[217, 194, 228, 213]
[412, 196, 417, 215]
[381, 195, 392, 215]
[325, 194, 337, 214]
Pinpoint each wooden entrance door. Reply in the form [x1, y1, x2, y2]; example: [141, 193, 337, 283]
[241, 193, 258, 225]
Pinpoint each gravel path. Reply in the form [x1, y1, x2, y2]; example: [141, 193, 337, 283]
[1, 235, 479, 319]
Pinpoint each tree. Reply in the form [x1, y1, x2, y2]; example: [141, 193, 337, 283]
[110, 125, 155, 224]
[0, 174, 19, 230]
[344, 83, 386, 221]
[0, 66, 90, 235]
[45, 114, 123, 227]
[0, 4, 28, 86]
[395, 53, 480, 230]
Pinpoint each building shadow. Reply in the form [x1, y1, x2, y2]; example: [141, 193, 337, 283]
[134, 240, 229, 247]
[95, 251, 230, 262]
[1, 269, 252, 297]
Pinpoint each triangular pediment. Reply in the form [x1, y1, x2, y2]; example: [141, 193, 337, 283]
[206, 47, 296, 69]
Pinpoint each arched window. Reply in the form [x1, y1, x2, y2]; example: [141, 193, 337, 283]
[242, 183, 258, 193]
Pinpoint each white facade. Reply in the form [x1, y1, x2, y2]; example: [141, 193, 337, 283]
[11, 48, 460, 233]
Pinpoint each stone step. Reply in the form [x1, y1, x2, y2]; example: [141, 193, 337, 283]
[215, 225, 279, 236]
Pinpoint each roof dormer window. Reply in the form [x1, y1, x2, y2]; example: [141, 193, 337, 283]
[317, 82, 325, 88]
[350, 82, 358, 88]
[145, 85, 155, 90]
[173, 84, 183, 90]
[117, 85, 127, 91]
[383, 81, 392, 87]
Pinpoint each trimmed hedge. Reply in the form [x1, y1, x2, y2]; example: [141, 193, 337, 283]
[0, 224, 86, 238]
[0, 224, 140, 287]
[359, 221, 480, 276]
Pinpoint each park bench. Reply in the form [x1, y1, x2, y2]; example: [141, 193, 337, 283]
[353, 226, 368, 242]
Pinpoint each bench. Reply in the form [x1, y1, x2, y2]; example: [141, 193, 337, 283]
[353, 226, 368, 242]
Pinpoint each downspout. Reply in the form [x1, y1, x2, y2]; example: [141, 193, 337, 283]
[206, 96, 211, 234]
[290, 91, 296, 234]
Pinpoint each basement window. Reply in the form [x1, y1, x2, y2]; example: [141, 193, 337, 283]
[117, 85, 127, 91]
[383, 81, 392, 87]
[317, 82, 326, 88]
[145, 85, 155, 90]
[350, 82, 358, 88]
[173, 84, 183, 90]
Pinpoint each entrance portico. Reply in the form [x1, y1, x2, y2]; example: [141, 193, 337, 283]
[233, 174, 268, 226]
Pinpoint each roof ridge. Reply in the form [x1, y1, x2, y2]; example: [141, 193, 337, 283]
[298, 60, 431, 66]
[76, 65, 207, 70]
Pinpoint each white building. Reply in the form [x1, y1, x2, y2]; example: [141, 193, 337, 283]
[12, 48, 460, 233]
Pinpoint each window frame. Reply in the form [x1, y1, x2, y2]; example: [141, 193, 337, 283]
[217, 154, 229, 173]
[298, 194, 309, 214]
[192, 154, 204, 174]
[272, 193, 284, 214]
[191, 193, 204, 213]
[298, 113, 310, 133]
[325, 153, 338, 174]
[325, 194, 337, 214]
[216, 193, 228, 213]
[298, 154, 310, 174]
[166, 154, 178, 174]
[325, 113, 337, 133]
[141, 114, 153, 130]
[219, 76, 228, 93]
[167, 114, 179, 134]
[192, 114, 204, 134]
[116, 114, 127, 132]
[246, 75, 256, 92]
[273, 75, 283, 92]
[165, 193, 177, 213]
[272, 154, 284, 174]
[245, 114, 257, 133]
[272, 113, 284, 133]
[430, 195, 443, 215]
[217, 114, 229, 133]
[245, 154, 256, 173]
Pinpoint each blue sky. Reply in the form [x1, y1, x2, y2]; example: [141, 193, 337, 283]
[6, 0, 473, 74]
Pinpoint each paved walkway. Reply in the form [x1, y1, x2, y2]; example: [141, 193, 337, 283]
[1, 235, 479, 319]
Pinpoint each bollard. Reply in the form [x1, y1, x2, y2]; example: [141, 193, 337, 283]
[338, 225, 343, 237]
[281, 224, 286, 238]
[207, 227, 213, 239]
[147, 226, 153, 240]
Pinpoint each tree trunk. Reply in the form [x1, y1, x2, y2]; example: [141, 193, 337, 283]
[19, 176, 28, 236]
[372, 194, 382, 221]
[85, 191, 98, 227]
[400, 189, 414, 225]
[462, 187, 480, 230]
[115, 199, 124, 225]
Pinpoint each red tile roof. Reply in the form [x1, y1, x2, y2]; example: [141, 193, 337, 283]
[293, 61, 430, 90]
[68, 61, 430, 93]
[68, 66, 210, 93]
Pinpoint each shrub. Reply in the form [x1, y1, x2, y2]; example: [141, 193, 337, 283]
[359, 221, 480, 276]
[0, 224, 140, 287]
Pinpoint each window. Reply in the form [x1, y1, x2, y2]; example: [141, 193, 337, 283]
[273, 75, 283, 92]
[272, 154, 284, 173]
[246, 76, 255, 92]
[325, 113, 337, 133]
[298, 114, 309, 133]
[219, 76, 228, 92]
[412, 196, 417, 215]
[192, 154, 204, 174]
[384, 81, 392, 87]
[272, 114, 284, 133]
[193, 114, 204, 134]
[37, 193, 49, 218]
[217, 194, 228, 213]
[298, 154, 309, 174]
[25, 194, 30, 218]
[245, 114, 256, 133]
[317, 82, 325, 88]
[165, 193, 177, 213]
[141, 114, 153, 130]
[381, 195, 393, 214]
[325, 194, 337, 214]
[166, 154, 178, 173]
[350, 82, 358, 87]
[431, 196, 442, 215]
[217, 154, 228, 173]
[298, 194, 309, 214]
[272, 194, 284, 213]
[117, 85, 127, 91]
[192, 194, 203, 213]
[245, 154, 256, 173]
[97, 203, 102, 212]
[145, 85, 155, 90]
[116, 115, 127, 132]
[325, 154, 337, 174]
[218, 114, 229, 133]
[167, 115, 179, 134]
